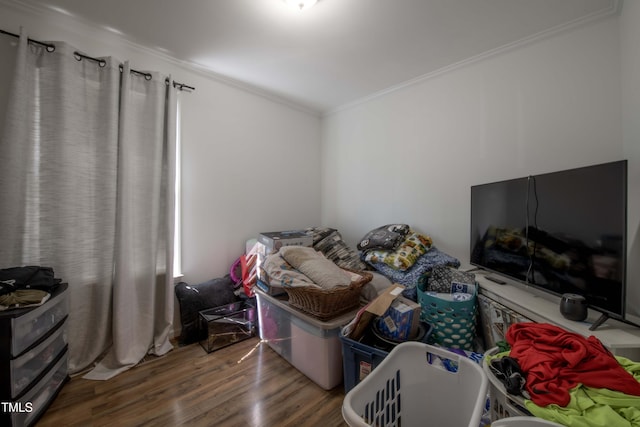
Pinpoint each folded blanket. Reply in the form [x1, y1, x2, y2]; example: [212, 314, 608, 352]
[279, 246, 352, 289]
[307, 227, 367, 271]
[262, 253, 320, 289]
[363, 230, 433, 271]
[365, 246, 460, 288]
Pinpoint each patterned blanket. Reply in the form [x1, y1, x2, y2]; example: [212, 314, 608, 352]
[364, 246, 460, 288]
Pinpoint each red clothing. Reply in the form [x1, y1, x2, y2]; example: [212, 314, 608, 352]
[506, 323, 640, 407]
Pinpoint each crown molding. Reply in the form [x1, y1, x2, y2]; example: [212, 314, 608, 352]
[0, 0, 620, 118]
[325, 0, 622, 117]
[0, 0, 322, 117]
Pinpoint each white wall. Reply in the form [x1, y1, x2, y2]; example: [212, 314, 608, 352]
[181, 83, 321, 283]
[321, 13, 640, 316]
[0, 1, 322, 287]
[620, 0, 640, 323]
[322, 15, 623, 252]
[3, 1, 638, 326]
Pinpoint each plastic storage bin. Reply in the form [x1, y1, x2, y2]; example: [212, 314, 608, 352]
[0, 283, 69, 427]
[339, 322, 433, 393]
[2, 289, 68, 357]
[256, 290, 292, 362]
[483, 347, 532, 421]
[199, 300, 256, 353]
[8, 350, 68, 427]
[256, 289, 357, 390]
[342, 342, 489, 427]
[3, 323, 66, 398]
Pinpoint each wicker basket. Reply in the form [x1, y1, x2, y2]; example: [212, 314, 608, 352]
[284, 270, 373, 320]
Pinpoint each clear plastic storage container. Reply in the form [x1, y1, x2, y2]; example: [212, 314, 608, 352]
[7, 324, 66, 398]
[256, 289, 357, 390]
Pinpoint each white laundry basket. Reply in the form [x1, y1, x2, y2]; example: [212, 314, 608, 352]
[342, 342, 488, 427]
[483, 347, 532, 420]
[491, 416, 565, 426]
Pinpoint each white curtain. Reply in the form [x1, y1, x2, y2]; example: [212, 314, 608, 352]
[0, 32, 176, 379]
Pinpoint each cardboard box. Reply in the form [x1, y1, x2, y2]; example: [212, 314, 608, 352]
[377, 296, 421, 341]
[258, 230, 313, 253]
[347, 284, 405, 341]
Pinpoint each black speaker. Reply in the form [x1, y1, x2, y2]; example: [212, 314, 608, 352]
[560, 293, 588, 321]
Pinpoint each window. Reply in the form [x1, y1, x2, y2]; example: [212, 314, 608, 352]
[174, 95, 182, 279]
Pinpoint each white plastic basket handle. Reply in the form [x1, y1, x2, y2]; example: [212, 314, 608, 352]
[424, 345, 471, 374]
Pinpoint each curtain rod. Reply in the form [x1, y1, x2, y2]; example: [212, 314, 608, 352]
[0, 28, 55, 51]
[1, 28, 195, 92]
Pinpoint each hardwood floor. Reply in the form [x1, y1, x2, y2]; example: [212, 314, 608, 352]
[36, 338, 348, 427]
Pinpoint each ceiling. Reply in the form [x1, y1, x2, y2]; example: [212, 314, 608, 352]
[22, 0, 617, 113]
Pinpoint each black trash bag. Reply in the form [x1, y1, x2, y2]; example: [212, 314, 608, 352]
[175, 275, 238, 345]
[0, 266, 61, 295]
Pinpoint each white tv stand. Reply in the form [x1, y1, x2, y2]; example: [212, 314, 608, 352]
[476, 273, 640, 360]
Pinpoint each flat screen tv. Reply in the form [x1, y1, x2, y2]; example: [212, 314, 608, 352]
[470, 160, 627, 330]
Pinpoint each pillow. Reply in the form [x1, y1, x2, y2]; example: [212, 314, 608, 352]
[357, 224, 410, 251]
[279, 246, 352, 289]
[298, 257, 352, 290]
[279, 245, 320, 267]
[262, 253, 319, 288]
[364, 231, 433, 271]
[174, 275, 238, 345]
[360, 271, 393, 302]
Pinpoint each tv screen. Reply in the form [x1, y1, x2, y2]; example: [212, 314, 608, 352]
[470, 160, 627, 321]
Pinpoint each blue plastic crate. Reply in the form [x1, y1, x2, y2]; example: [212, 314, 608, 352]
[339, 322, 433, 393]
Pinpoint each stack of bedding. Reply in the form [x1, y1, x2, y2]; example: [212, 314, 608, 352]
[358, 224, 460, 288]
[306, 227, 367, 271]
[262, 246, 373, 319]
[263, 246, 360, 290]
